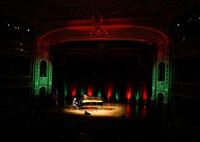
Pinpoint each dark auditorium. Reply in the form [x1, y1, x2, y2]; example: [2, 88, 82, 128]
[0, 0, 200, 142]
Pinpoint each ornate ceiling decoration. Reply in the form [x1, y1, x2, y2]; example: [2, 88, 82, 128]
[36, 18, 169, 50]
[90, 27, 108, 37]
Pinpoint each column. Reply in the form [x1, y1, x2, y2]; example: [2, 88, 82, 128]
[33, 45, 53, 96]
[151, 42, 169, 104]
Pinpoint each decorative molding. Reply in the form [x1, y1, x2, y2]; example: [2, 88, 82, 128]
[89, 11, 105, 26]
[36, 46, 49, 59]
[90, 27, 108, 37]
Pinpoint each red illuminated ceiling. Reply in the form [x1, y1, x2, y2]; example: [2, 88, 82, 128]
[0, 0, 198, 24]
[36, 18, 169, 50]
[1, 0, 199, 56]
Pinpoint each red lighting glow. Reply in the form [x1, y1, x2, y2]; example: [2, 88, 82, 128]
[70, 82, 77, 97]
[126, 82, 132, 101]
[71, 88, 76, 97]
[107, 88, 112, 100]
[106, 82, 112, 100]
[143, 80, 147, 101]
[87, 84, 93, 96]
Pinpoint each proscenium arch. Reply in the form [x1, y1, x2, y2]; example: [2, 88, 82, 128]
[34, 19, 170, 104]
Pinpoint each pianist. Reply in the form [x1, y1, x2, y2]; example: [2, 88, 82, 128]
[72, 97, 78, 109]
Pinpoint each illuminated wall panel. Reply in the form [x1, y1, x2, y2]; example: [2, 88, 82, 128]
[33, 46, 53, 96]
[151, 43, 169, 104]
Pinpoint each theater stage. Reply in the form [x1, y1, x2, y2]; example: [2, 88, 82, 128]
[49, 102, 149, 120]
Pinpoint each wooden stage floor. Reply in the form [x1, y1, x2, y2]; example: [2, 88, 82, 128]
[50, 102, 149, 119]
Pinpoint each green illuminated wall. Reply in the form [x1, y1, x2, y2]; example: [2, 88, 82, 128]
[33, 46, 52, 96]
[151, 43, 169, 104]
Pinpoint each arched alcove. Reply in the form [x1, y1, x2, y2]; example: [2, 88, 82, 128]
[40, 60, 47, 77]
[39, 87, 46, 97]
[158, 62, 165, 81]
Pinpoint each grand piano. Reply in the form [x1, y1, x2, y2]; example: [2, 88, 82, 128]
[78, 94, 103, 109]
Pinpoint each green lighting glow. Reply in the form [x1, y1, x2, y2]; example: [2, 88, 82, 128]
[63, 75, 68, 96]
[64, 83, 68, 97]
[97, 90, 101, 98]
[135, 88, 140, 101]
[80, 88, 85, 96]
[116, 92, 119, 101]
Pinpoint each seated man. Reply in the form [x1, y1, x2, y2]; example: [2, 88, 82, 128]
[72, 97, 78, 109]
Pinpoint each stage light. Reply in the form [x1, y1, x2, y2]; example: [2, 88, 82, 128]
[142, 81, 147, 101]
[97, 90, 101, 97]
[116, 92, 119, 101]
[177, 23, 179, 27]
[135, 89, 140, 101]
[7, 24, 10, 26]
[17, 27, 19, 30]
[27, 29, 30, 32]
[126, 82, 131, 101]
[106, 83, 112, 100]
[87, 84, 93, 96]
[71, 89, 76, 97]
[107, 89, 112, 100]
[80, 88, 85, 96]
[64, 80, 68, 97]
